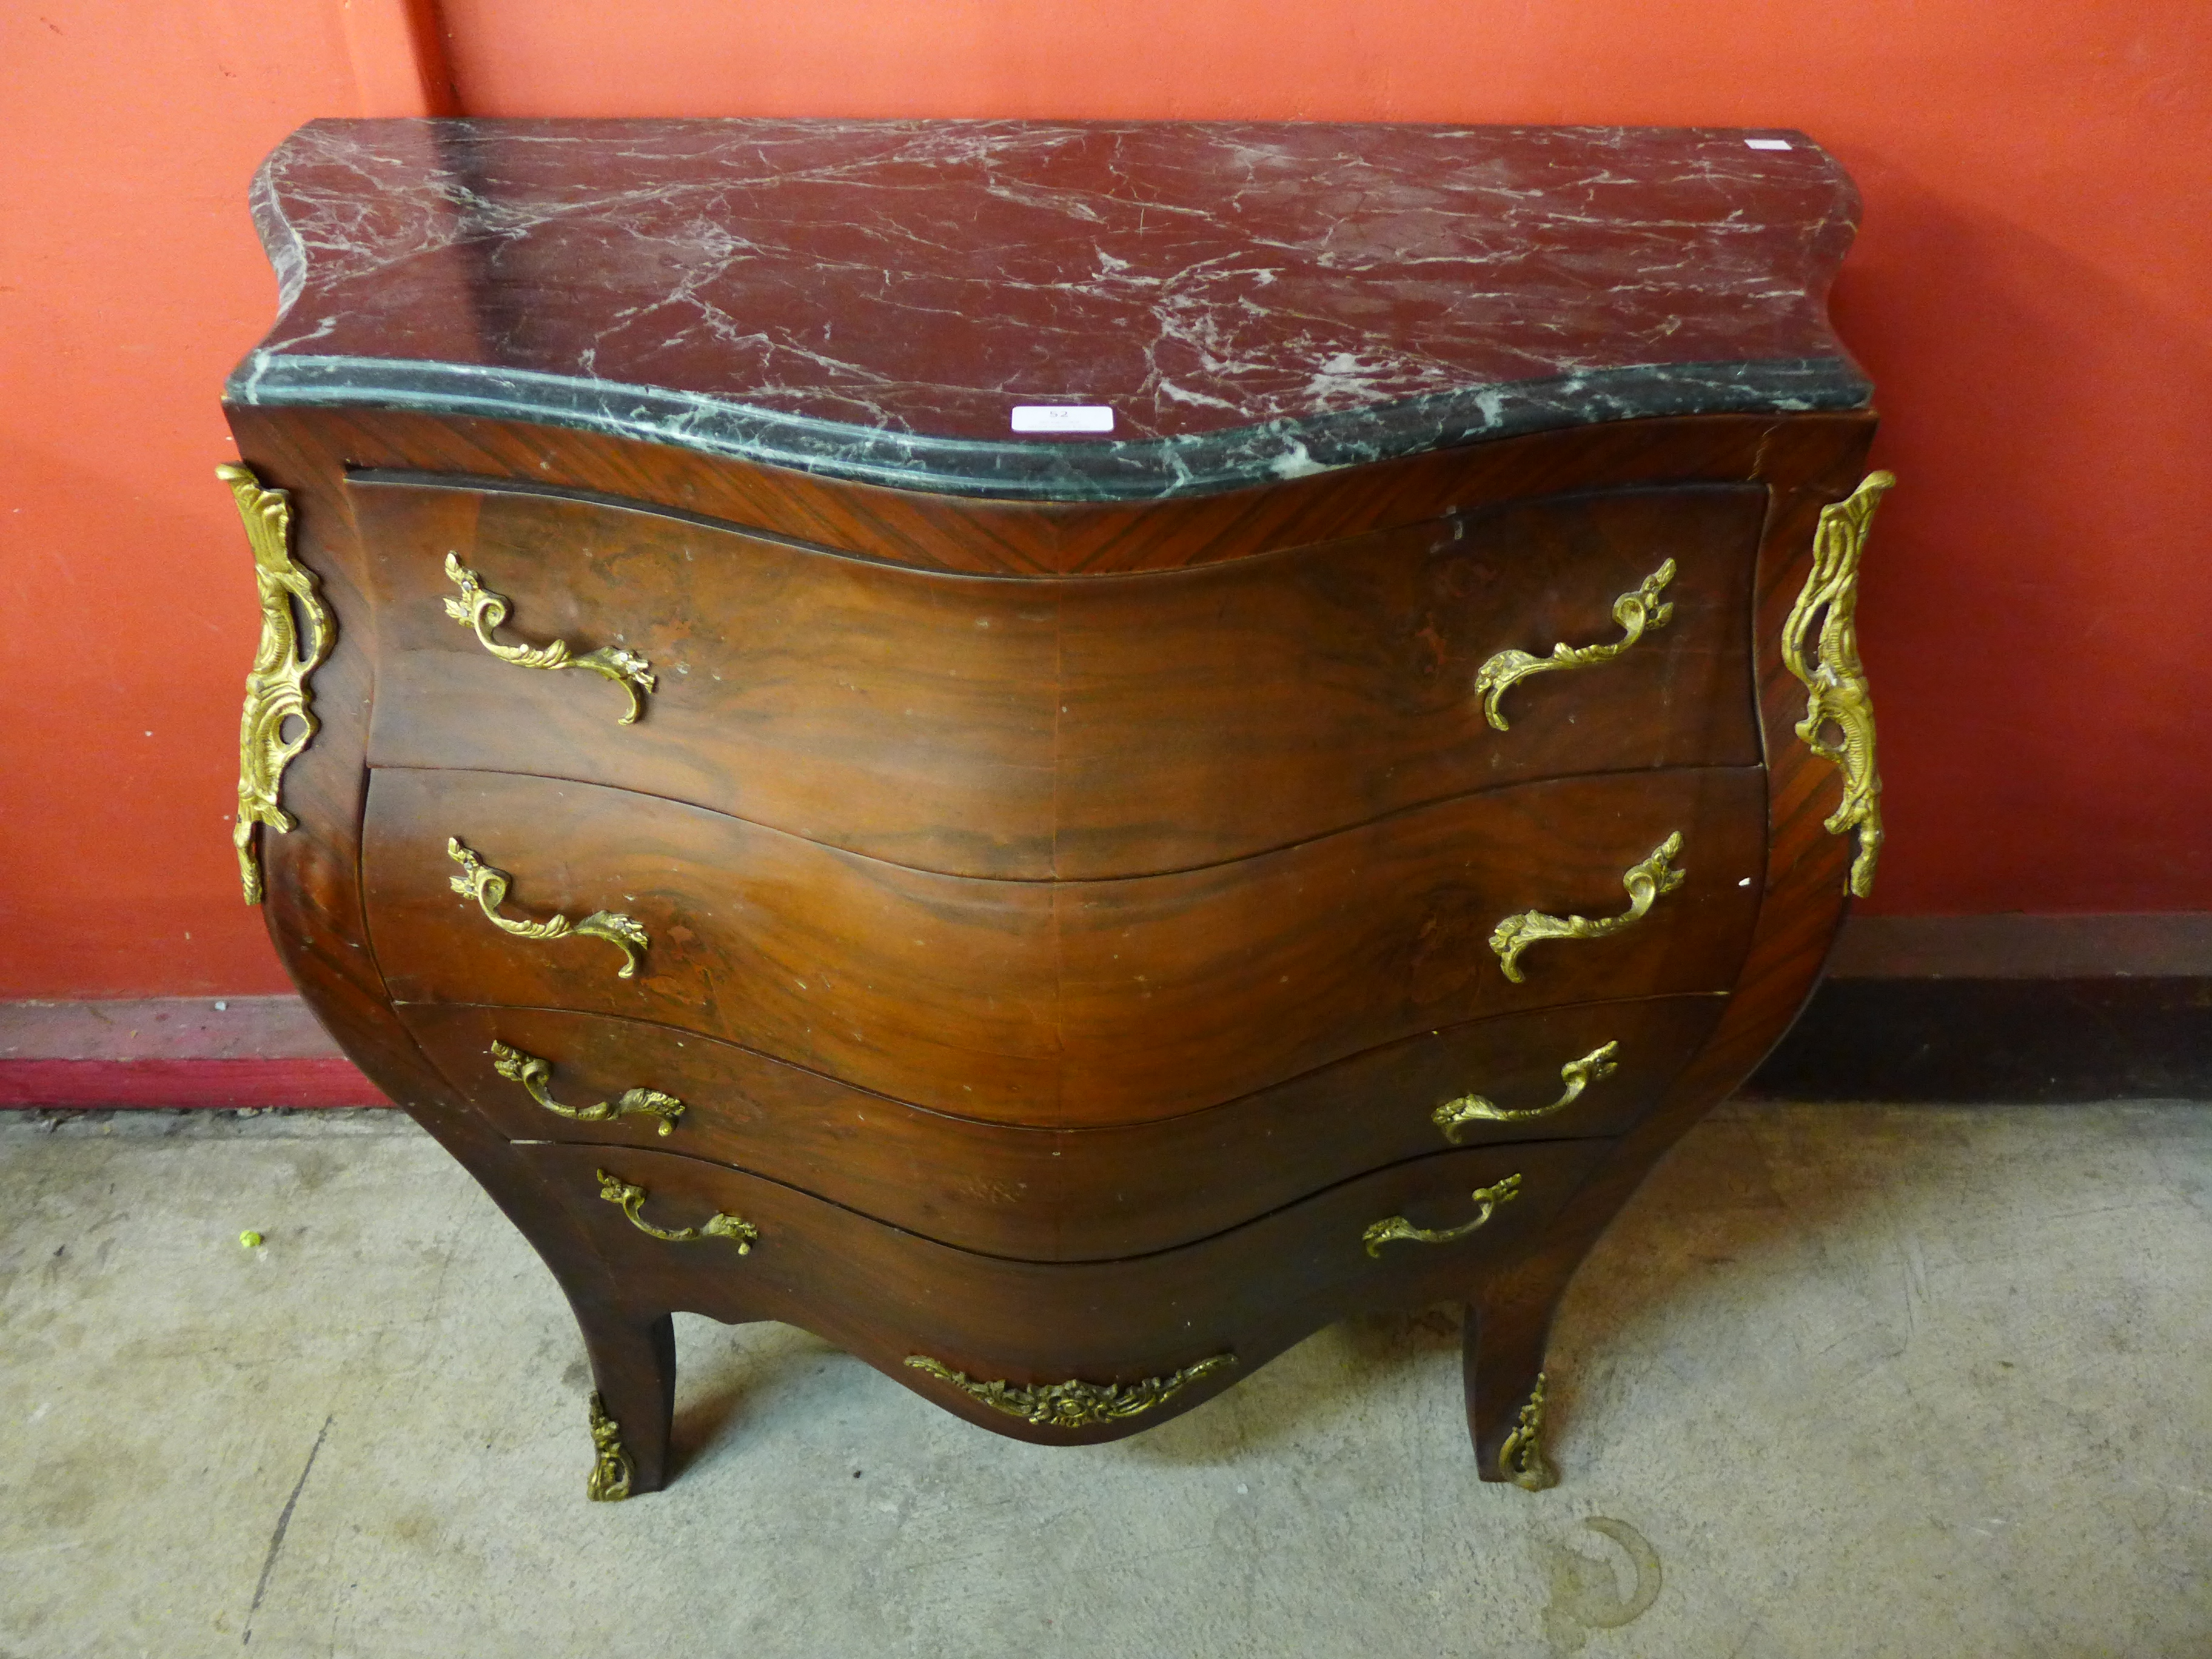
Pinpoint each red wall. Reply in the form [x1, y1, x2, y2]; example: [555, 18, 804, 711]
[3, 1, 2206, 1000]
[0, 1, 454, 998]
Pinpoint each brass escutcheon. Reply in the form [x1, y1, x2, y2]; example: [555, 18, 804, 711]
[1499, 1372, 1560, 1491]
[491, 1041, 683, 1134]
[1489, 833, 1685, 984]
[1434, 1042, 1620, 1142]
[1472, 559, 1677, 730]
[221, 463, 334, 905]
[1783, 472, 1893, 897]
[1363, 1173, 1524, 1256]
[903, 1354, 1237, 1429]
[585, 1391, 634, 1502]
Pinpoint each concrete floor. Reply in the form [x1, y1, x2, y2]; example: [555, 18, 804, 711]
[2, 1101, 2207, 1658]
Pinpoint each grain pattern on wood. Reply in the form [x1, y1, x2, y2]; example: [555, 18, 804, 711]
[350, 477, 1060, 876]
[1054, 484, 1762, 872]
[401, 996, 1724, 1259]
[352, 477, 1760, 877]
[362, 765, 1765, 1123]
[532, 1136, 1606, 1446]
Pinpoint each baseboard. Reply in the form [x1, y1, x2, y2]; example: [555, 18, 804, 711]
[0, 997, 384, 1108]
[1741, 976, 2212, 1103]
[1741, 911, 2212, 1104]
[1822, 912, 2212, 979]
[0, 1057, 389, 1109]
[4, 914, 2207, 1110]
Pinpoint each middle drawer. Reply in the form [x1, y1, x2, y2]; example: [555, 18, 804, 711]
[403, 995, 1723, 1260]
[364, 765, 1765, 1124]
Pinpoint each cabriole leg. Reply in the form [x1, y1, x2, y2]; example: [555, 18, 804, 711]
[572, 1299, 675, 1500]
[1464, 1256, 1574, 1490]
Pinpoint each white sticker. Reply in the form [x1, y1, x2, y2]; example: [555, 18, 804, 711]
[1011, 404, 1114, 434]
[1744, 138, 1792, 151]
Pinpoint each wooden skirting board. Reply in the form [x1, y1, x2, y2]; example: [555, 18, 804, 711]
[4, 914, 2207, 1111]
[1744, 913, 2212, 1104]
[0, 996, 383, 1109]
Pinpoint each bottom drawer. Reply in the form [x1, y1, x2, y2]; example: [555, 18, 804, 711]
[409, 997, 1719, 1261]
[529, 1136, 1606, 1444]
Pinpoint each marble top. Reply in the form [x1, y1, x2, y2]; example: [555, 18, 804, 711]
[229, 119, 1869, 501]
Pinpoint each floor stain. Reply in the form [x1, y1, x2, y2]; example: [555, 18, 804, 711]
[1539, 1516, 1662, 1653]
[241, 1413, 332, 1648]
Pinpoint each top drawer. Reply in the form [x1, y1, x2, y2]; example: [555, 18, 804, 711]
[352, 477, 1763, 879]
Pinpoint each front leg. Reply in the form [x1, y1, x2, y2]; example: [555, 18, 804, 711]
[568, 1293, 676, 1499]
[1464, 1253, 1573, 1489]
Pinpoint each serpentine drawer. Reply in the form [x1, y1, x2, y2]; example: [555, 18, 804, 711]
[352, 475, 1763, 879]
[403, 996, 1724, 1260]
[363, 763, 1766, 1124]
[528, 1134, 1606, 1443]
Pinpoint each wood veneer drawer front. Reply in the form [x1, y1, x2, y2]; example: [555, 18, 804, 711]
[1053, 482, 1763, 873]
[350, 477, 1059, 877]
[364, 766, 1763, 1124]
[530, 1135, 1606, 1438]
[352, 477, 1761, 879]
[400, 996, 1725, 1261]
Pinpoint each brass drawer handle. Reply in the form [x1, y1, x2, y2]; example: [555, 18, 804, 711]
[1472, 558, 1675, 731]
[491, 1042, 683, 1136]
[1363, 1173, 1523, 1256]
[595, 1169, 757, 1250]
[1784, 471, 1894, 897]
[904, 1354, 1238, 1429]
[1489, 832, 1684, 984]
[443, 552, 655, 723]
[1433, 1041, 1620, 1142]
[446, 838, 648, 979]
